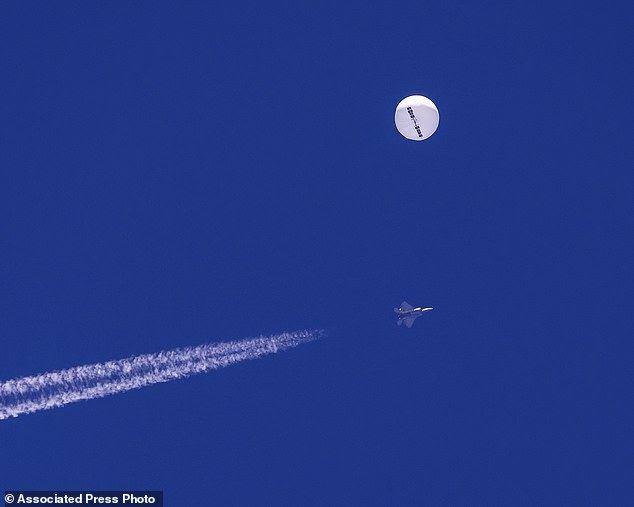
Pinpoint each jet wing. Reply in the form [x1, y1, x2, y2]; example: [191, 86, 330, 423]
[400, 301, 413, 311]
[403, 316, 417, 328]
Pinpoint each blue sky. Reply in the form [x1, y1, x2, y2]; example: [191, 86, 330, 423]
[1, 2, 633, 505]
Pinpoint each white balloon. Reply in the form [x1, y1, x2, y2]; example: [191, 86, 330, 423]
[394, 95, 439, 141]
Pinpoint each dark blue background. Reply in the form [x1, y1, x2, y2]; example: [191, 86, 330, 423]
[2, 2, 632, 505]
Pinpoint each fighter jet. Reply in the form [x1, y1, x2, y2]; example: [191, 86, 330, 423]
[394, 301, 432, 328]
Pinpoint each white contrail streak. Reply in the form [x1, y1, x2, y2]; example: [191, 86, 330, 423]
[0, 330, 320, 421]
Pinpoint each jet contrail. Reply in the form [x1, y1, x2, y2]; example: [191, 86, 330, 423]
[0, 330, 321, 421]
